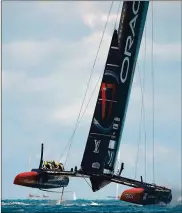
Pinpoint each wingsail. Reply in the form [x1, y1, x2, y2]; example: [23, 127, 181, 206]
[81, 1, 149, 192]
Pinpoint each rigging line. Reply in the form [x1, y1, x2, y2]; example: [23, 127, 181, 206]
[134, 62, 145, 180]
[61, 1, 114, 166]
[81, 175, 92, 189]
[134, 87, 143, 180]
[64, 62, 104, 162]
[58, 51, 104, 166]
[181, 0, 182, 205]
[151, 0, 155, 184]
[143, 20, 147, 183]
[134, 21, 148, 179]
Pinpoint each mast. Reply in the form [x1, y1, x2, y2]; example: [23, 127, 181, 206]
[81, 1, 149, 192]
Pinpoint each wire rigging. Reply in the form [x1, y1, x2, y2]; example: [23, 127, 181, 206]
[143, 20, 147, 182]
[134, 61, 147, 180]
[58, 1, 114, 165]
[151, 1, 155, 184]
[134, 10, 148, 180]
[134, 71, 143, 180]
[143, 21, 147, 183]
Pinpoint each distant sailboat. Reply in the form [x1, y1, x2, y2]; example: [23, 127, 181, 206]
[28, 193, 40, 198]
[73, 191, 77, 200]
[43, 194, 49, 198]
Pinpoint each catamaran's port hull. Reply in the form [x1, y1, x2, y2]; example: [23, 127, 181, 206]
[120, 187, 172, 205]
[14, 170, 69, 189]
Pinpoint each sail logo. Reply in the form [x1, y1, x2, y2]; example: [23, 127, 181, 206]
[120, 1, 140, 83]
[113, 123, 119, 130]
[92, 162, 100, 169]
[93, 140, 101, 153]
[125, 193, 134, 199]
[106, 150, 114, 167]
[101, 83, 116, 120]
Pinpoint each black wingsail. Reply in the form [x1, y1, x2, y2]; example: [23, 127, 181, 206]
[81, 1, 149, 192]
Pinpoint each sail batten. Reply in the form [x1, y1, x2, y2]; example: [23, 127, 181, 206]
[81, 1, 149, 192]
[107, 64, 120, 67]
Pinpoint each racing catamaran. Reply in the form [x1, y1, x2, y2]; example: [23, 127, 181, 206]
[14, 1, 172, 205]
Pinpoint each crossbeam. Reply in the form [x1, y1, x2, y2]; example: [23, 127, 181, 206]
[36, 168, 171, 193]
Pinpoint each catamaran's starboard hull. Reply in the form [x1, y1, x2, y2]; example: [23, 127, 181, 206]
[14, 170, 69, 189]
[120, 188, 172, 205]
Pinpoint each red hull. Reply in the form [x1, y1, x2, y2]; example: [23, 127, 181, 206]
[14, 170, 69, 189]
[120, 188, 144, 204]
[14, 171, 39, 186]
[120, 187, 172, 205]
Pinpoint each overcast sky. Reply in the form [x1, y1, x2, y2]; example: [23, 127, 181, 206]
[2, 1, 181, 200]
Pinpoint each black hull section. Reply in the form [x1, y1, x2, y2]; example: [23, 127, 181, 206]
[34, 169, 69, 189]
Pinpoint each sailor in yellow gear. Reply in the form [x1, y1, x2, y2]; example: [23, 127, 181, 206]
[43, 161, 50, 169]
[51, 160, 56, 169]
[57, 162, 64, 171]
[54, 162, 59, 169]
[43, 160, 64, 170]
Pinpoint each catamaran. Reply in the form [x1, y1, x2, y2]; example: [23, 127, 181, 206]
[14, 1, 172, 205]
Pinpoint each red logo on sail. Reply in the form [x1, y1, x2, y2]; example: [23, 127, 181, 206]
[101, 83, 116, 120]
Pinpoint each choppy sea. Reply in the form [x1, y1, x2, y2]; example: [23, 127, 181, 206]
[1, 199, 182, 213]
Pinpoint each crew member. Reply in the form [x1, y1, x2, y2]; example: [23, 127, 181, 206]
[51, 160, 57, 169]
[58, 162, 64, 171]
[43, 161, 51, 169]
[53, 162, 64, 171]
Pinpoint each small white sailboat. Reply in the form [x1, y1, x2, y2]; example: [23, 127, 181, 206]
[73, 191, 77, 200]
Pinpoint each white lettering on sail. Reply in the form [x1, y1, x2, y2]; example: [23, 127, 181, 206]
[129, 15, 138, 37]
[133, 1, 140, 14]
[120, 57, 129, 83]
[113, 123, 119, 130]
[93, 140, 101, 153]
[114, 117, 120, 122]
[108, 140, 116, 149]
[120, 1, 140, 83]
[124, 36, 133, 57]
[107, 150, 114, 167]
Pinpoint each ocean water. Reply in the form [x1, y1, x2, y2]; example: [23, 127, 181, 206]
[1, 199, 182, 213]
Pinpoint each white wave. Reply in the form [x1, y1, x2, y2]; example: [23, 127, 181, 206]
[56, 200, 63, 205]
[158, 202, 167, 207]
[177, 196, 182, 203]
[2, 202, 29, 206]
[64, 204, 75, 206]
[90, 202, 101, 206]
